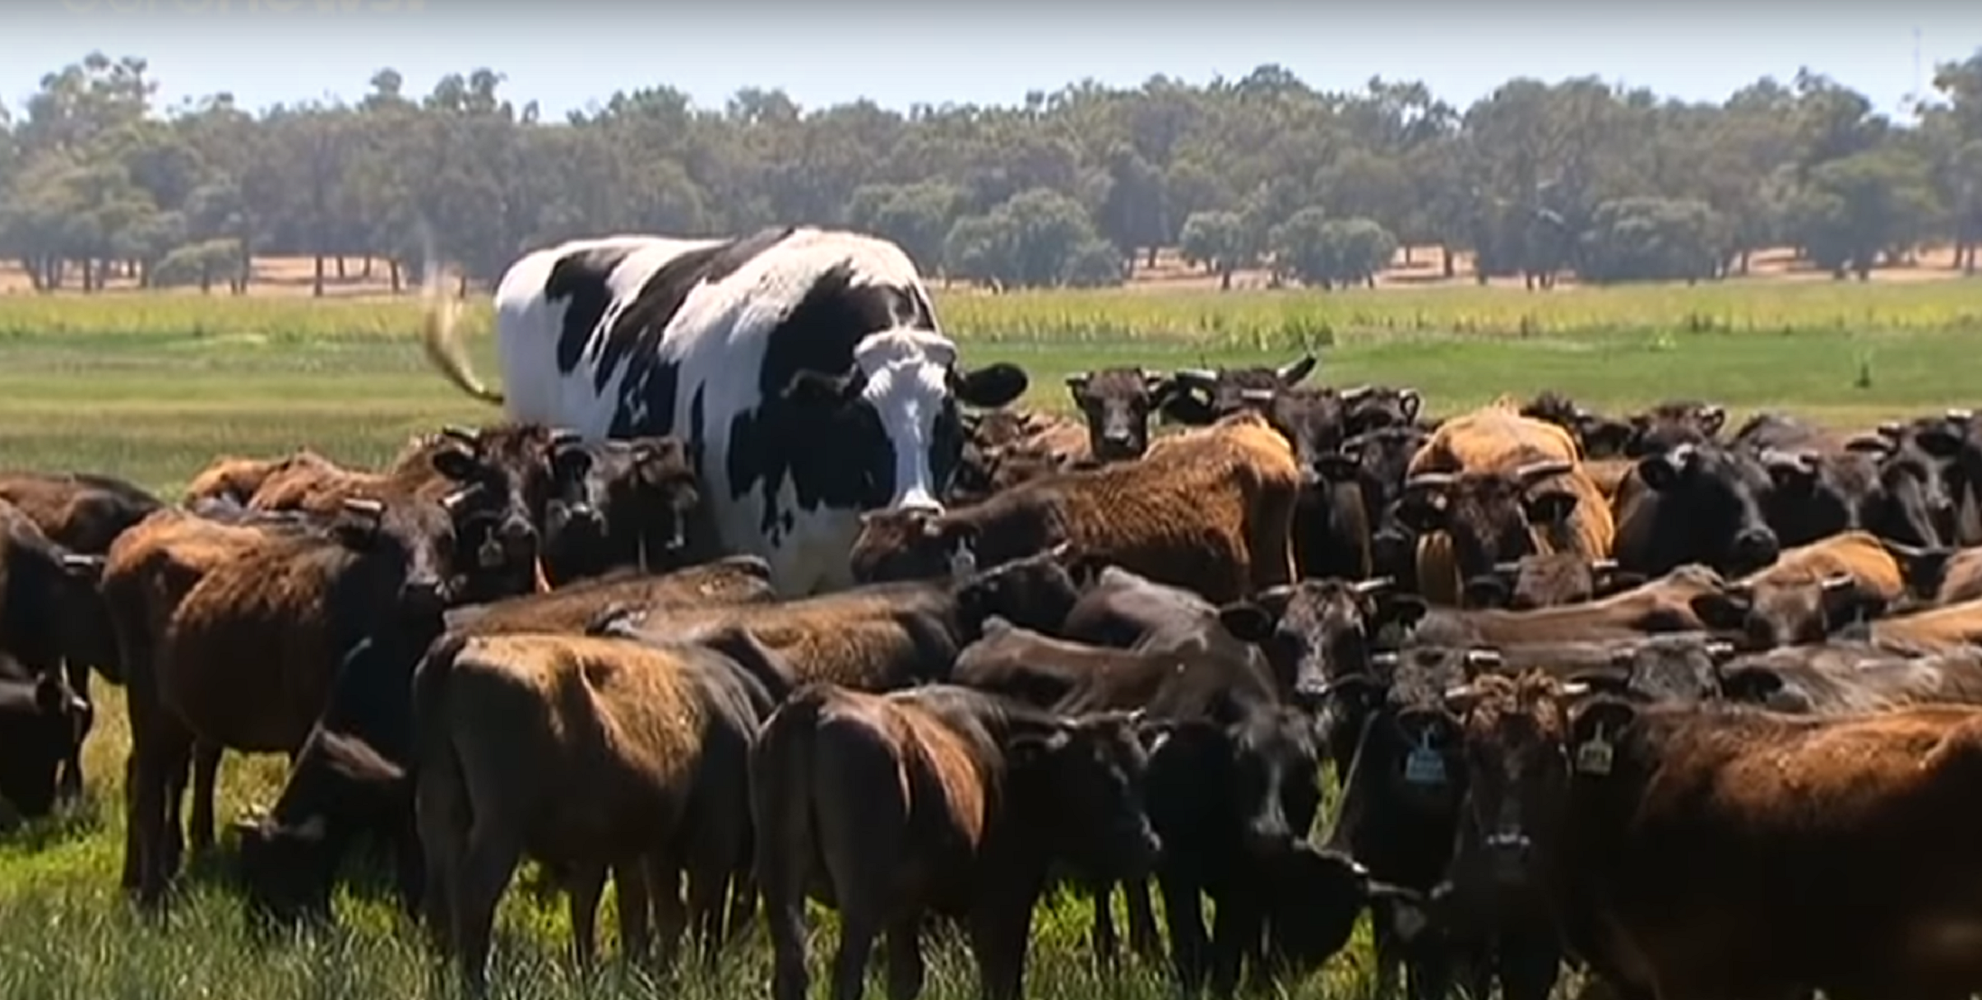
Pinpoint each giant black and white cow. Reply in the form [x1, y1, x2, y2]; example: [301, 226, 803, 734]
[422, 227, 1030, 595]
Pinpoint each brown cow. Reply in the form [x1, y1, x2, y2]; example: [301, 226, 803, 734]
[1402, 398, 1615, 605]
[949, 409, 1096, 505]
[1716, 641, 1982, 714]
[1864, 596, 1982, 652]
[1065, 367, 1184, 461]
[1444, 670, 1982, 1000]
[415, 631, 779, 992]
[183, 450, 340, 509]
[752, 682, 1160, 1000]
[1715, 530, 1909, 647]
[129, 496, 474, 907]
[851, 411, 1300, 604]
[1461, 554, 1645, 611]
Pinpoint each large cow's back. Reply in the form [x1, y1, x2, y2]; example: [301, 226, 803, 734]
[494, 229, 944, 596]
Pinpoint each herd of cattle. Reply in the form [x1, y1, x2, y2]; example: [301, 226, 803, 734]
[9, 227, 1982, 1000]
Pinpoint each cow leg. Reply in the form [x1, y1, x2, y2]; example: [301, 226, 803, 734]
[1123, 877, 1162, 961]
[132, 714, 194, 911]
[187, 741, 222, 857]
[391, 810, 425, 922]
[451, 822, 523, 996]
[884, 916, 926, 1000]
[413, 746, 468, 957]
[565, 862, 607, 970]
[967, 896, 1039, 1000]
[831, 907, 885, 1000]
[646, 855, 687, 971]
[684, 860, 730, 965]
[1370, 914, 1407, 1000]
[1496, 934, 1563, 1000]
[615, 859, 651, 963]
[1208, 891, 1265, 997]
[723, 869, 758, 945]
[57, 660, 89, 804]
[1157, 872, 1211, 990]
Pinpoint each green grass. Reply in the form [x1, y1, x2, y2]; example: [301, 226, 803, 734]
[0, 280, 1976, 998]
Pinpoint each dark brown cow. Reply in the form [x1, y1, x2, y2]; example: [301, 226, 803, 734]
[1461, 554, 1645, 611]
[949, 410, 1096, 506]
[0, 655, 91, 826]
[1161, 355, 1319, 426]
[850, 411, 1300, 604]
[234, 556, 777, 925]
[539, 433, 707, 586]
[416, 631, 780, 993]
[1716, 641, 1982, 714]
[1065, 367, 1184, 461]
[1610, 442, 1781, 577]
[130, 496, 477, 907]
[1445, 670, 1982, 1000]
[753, 682, 1159, 1000]
[1341, 425, 1434, 590]
[1715, 531, 1908, 647]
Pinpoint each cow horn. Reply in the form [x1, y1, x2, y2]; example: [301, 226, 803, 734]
[1338, 384, 1373, 403]
[547, 428, 583, 447]
[1704, 640, 1737, 662]
[1876, 421, 1905, 438]
[1404, 472, 1457, 491]
[1589, 558, 1619, 573]
[1948, 408, 1974, 423]
[440, 425, 479, 445]
[1173, 368, 1219, 386]
[1370, 651, 1400, 669]
[1515, 458, 1575, 486]
[439, 488, 472, 515]
[1239, 388, 1278, 404]
[1492, 560, 1523, 575]
[1351, 576, 1395, 596]
[340, 497, 385, 519]
[1819, 572, 1856, 593]
[1558, 681, 1592, 697]
[1065, 371, 1091, 387]
[1463, 648, 1503, 670]
[1442, 681, 1480, 703]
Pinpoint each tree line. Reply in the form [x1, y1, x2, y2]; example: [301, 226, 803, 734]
[1, 50, 1980, 295]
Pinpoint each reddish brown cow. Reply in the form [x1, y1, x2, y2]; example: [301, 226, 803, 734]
[1445, 670, 1982, 1000]
[752, 682, 1160, 1000]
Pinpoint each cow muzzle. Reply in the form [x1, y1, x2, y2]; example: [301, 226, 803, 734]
[400, 578, 447, 613]
[1731, 526, 1780, 570]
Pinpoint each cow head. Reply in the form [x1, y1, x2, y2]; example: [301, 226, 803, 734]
[1623, 401, 1726, 458]
[950, 542, 1097, 638]
[1338, 426, 1433, 584]
[421, 424, 549, 578]
[1329, 645, 1498, 820]
[1520, 391, 1634, 458]
[1016, 707, 1163, 883]
[1066, 368, 1181, 461]
[542, 432, 703, 584]
[1633, 443, 1781, 575]
[1217, 577, 1422, 709]
[1144, 701, 1322, 863]
[1160, 355, 1319, 426]
[1440, 671, 1577, 892]
[1847, 419, 1963, 548]
[1395, 460, 1580, 581]
[848, 505, 996, 584]
[1336, 384, 1424, 436]
[330, 496, 459, 619]
[1689, 573, 1875, 649]
[1573, 635, 1739, 705]
[0, 501, 118, 682]
[0, 667, 91, 823]
[1462, 554, 1645, 610]
[781, 329, 1027, 514]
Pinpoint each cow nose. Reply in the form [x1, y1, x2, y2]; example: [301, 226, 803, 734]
[1103, 427, 1132, 445]
[565, 501, 599, 523]
[401, 578, 446, 611]
[1732, 526, 1780, 567]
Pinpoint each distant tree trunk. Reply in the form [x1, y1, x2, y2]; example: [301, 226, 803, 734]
[313, 254, 326, 298]
[1442, 246, 1456, 279]
[336, 256, 348, 280]
[1219, 267, 1232, 291]
[389, 259, 403, 294]
[362, 255, 374, 280]
[1145, 245, 1158, 269]
[81, 258, 96, 293]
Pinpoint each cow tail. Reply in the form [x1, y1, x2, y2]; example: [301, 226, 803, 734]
[419, 258, 503, 405]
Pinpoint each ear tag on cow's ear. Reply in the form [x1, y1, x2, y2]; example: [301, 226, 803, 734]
[1404, 733, 1446, 785]
[1575, 725, 1614, 776]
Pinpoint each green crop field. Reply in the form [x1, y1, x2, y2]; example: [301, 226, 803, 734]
[0, 278, 1975, 999]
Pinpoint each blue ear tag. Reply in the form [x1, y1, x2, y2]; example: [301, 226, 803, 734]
[1404, 733, 1446, 785]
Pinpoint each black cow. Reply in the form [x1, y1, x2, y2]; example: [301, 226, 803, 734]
[540, 432, 707, 586]
[0, 655, 92, 825]
[1611, 443, 1781, 577]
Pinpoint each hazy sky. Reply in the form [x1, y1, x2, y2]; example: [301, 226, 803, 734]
[4, 2, 1981, 121]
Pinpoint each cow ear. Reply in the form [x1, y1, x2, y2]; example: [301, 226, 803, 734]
[1276, 354, 1318, 386]
[1918, 426, 1966, 459]
[1688, 590, 1752, 632]
[1718, 664, 1785, 703]
[1636, 453, 1683, 492]
[1393, 492, 1449, 535]
[430, 446, 480, 482]
[1158, 387, 1217, 426]
[1375, 594, 1429, 631]
[1312, 452, 1361, 484]
[333, 498, 386, 547]
[1523, 488, 1579, 526]
[1698, 406, 1726, 438]
[1216, 601, 1276, 643]
[1462, 574, 1510, 609]
[59, 552, 105, 584]
[1008, 723, 1073, 766]
[953, 364, 1029, 409]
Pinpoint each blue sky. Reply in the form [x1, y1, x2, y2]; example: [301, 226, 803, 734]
[3, 2, 1980, 120]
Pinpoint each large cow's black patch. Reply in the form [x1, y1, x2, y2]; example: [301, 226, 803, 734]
[726, 262, 943, 543]
[545, 244, 639, 376]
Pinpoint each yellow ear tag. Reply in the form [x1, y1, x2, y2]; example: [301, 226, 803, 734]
[1575, 724, 1614, 776]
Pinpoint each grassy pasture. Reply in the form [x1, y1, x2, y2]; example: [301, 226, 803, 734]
[0, 279, 1977, 999]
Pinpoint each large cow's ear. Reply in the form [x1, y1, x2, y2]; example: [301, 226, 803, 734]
[952, 363, 1029, 409]
[430, 446, 480, 483]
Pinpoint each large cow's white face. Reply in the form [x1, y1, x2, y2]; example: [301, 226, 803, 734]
[851, 328, 1027, 511]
